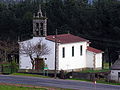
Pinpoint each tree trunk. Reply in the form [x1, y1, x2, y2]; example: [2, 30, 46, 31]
[31, 61, 35, 70]
[108, 48, 111, 68]
[29, 55, 34, 70]
[4, 50, 7, 62]
[102, 53, 104, 69]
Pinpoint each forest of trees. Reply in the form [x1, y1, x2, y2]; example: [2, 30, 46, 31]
[0, 0, 120, 65]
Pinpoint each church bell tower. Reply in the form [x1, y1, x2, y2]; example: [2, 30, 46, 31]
[33, 5, 47, 37]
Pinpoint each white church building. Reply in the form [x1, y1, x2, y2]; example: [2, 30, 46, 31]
[19, 8, 103, 71]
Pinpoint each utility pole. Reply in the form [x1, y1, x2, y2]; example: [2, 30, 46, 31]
[93, 53, 96, 70]
[54, 29, 57, 79]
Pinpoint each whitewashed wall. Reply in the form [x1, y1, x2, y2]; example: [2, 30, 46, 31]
[19, 54, 32, 69]
[95, 53, 102, 68]
[19, 37, 55, 70]
[86, 51, 102, 69]
[110, 70, 120, 82]
[19, 37, 102, 70]
[58, 42, 87, 70]
[43, 40, 55, 70]
[86, 51, 94, 68]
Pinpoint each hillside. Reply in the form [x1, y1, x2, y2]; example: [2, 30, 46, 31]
[0, 0, 120, 64]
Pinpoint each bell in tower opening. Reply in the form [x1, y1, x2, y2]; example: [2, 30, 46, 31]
[33, 5, 47, 37]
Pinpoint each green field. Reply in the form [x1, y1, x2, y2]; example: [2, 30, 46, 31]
[103, 63, 109, 69]
[0, 85, 47, 90]
[97, 80, 120, 85]
[0, 84, 71, 90]
[12, 73, 50, 78]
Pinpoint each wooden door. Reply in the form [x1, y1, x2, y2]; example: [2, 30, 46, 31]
[35, 58, 43, 70]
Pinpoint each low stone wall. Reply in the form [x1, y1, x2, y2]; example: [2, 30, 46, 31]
[18, 69, 109, 80]
[64, 67, 102, 72]
[66, 71, 110, 81]
[66, 72, 95, 80]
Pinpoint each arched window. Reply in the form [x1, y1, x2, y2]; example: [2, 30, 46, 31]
[39, 13, 41, 17]
[40, 23, 43, 35]
[36, 23, 39, 35]
[40, 23, 43, 29]
[36, 23, 39, 29]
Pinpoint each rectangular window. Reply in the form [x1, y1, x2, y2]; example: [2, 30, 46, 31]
[62, 47, 65, 58]
[80, 45, 83, 55]
[118, 72, 120, 77]
[72, 46, 74, 57]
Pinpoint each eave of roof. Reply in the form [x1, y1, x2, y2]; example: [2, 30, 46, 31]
[87, 46, 103, 53]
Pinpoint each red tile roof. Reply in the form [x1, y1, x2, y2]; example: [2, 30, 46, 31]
[87, 46, 103, 53]
[46, 34, 87, 44]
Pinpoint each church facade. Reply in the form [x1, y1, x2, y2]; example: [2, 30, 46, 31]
[19, 7, 103, 71]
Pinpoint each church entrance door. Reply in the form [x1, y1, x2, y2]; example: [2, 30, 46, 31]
[35, 58, 44, 70]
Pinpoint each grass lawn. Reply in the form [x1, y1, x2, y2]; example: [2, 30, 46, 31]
[0, 83, 71, 90]
[0, 85, 47, 90]
[96, 80, 120, 85]
[79, 69, 110, 73]
[103, 63, 109, 69]
[12, 73, 50, 78]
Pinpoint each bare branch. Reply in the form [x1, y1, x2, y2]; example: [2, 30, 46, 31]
[20, 39, 51, 69]
[34, 40, 51, 58]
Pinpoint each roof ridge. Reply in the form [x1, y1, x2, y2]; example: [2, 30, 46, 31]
[46, 34, 87, 44]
